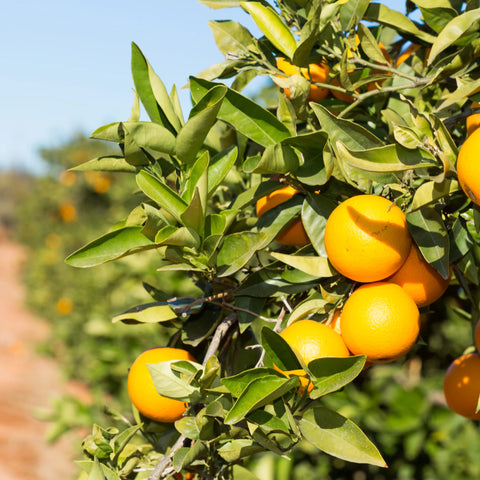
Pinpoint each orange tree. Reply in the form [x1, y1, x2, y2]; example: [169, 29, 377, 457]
[65, 1, 480, 479]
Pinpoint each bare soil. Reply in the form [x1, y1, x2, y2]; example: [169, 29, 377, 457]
[0, 229, 78, 480]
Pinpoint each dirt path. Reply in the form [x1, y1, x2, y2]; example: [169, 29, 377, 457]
[0, 230, 78, 480]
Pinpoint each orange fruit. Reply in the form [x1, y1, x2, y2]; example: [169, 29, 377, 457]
[324, 194, 412, 283]
[127, 347, 196, 423]
[326, 308, 342, 335]
[340, 282, 420, 363]
[387, 243, 452, 308]
[93, 175, 111, 194]
[279, 319, 350, 391]
[443, 353, 480, 420]
[276, 57, 330, 102]
[59, 203, 78, 223]
[56, 297, 74, 315]
[395, 43, 421, 67]
[457, 126, 480, 205]
[256, 186, 310, 246]
[59, 170, 76, 186]
[466, 101, 480, 137]
[475, 319, 480, 351]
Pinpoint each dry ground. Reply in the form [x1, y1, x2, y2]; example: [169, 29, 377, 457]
[0, 229, 79, 480]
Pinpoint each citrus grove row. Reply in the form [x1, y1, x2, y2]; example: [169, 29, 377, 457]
[65, 1, 480, 479]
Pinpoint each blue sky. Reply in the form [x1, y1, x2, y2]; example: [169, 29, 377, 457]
[1, 0, 401, 174]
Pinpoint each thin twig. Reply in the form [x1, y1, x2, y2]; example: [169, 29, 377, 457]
[148, 312, 238, 480]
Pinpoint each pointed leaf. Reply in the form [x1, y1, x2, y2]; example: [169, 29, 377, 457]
[428, 8, 480, 65]
[190, 77, 290, 147]
[65, 226, 155, 268]
[299, 407, 387, 467]
[176, 85, 227, 164]
[70, 156, 137, 173]
[222, 367, 286, 397]
[208, 20, 255, 55]
[224, 376, 299, 424]
[308, 356, 366, 398]
[244, 143, 301, 174]
[122, 121, 176, 154]
[270, 252, 333, 278]
[261, 326, 302, 371]
[112, 303, 177, 324]
[208, 146, 238, 196]
[406, 207, 450, 279]
[217, 231, 268, 276]
[240, 1, 297, 58]
[136, 170, 187, 223]
[337, 141, 438, 173]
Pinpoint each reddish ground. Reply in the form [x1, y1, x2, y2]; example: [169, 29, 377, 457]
[0, 230, 78, 480]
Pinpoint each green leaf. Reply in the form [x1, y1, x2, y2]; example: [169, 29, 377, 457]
[240, 1, 297, 58]
[208, 20, 256, 55]
[199, 0, 241, 8]
[312, 103, 383, 150]
[436, 77, 480, 111]
[299, 407, 387, 467]
[190, 77, 290, 147]
[337, 141, 438, 173]
[131, 42, 179, 132]
[112, 302, 177, 324]
[224, 376, 299, 424]
[449, 216, 474, 263]
[175, 416, 200, 440]
[244, 143, 301, 174]
[406, 207, 450, 279]
[148, 360, 201, 401]
[340, 0, 371, 31]
[217, 231, 268, 276]
[364, 3, 435, 43]
[261, 326, 302, 371]
[122, 121, 176, 155]
[247, 409, 291, 433]
[308, 356, 366, 398]
[217, 439, 264, 462]
[208, 146, 238, 196]
[182, 150, 209, 204]
[90, 122, 122, 143]
[222, 367, 286, 397]
[358, 23, 391, 65]
[288, 296, 329, 325]
[409, 179, 460, 211]
[136, 170, 187, 223]
[155, 225, 201, 248]
[418, 5, 457, 34]
[70, 156, 137, 173]
[428, 8, 480, 65]
[88, 458, 107, 480]
[270, 251, 333, 278]
[176, 85, 227, 164]
[181, 187, 206, 237]
[302, 193, 336, 256]
[65, 226, 155, 268]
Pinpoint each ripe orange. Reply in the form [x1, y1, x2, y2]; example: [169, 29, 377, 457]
[340, 282, 420, 363]
[443, 353, 480, 420]
[276, 57, 330, 102]
[256, 186, 310, 246]
[279, 319, 350, 390]
[324, 195, 412, 283]
[56, 297, 73, 315]
[395, 43, 421, 67]
[127, 347, 196, 423]
[457, 126, 480, 205]
[387, 243, 452, 308]
[466, 101, 480, 137]
[59, 170, 76, 186]
[59, 203, 78, 223]
[475, 319, 480, 351]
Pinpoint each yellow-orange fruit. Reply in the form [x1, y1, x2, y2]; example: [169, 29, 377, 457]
[324, 195, 412, 283]
[256, 186, 310, 246]
[276, 57, 330, 102]
[466, 101, 480, 137]
[457, 127, 480, 205]
[279, 319, 350, 391]
[340, 282, 420, 363]
[387, 243, 452, 308]
[443, 353, 480, 420]
[127, 347, 196, 423]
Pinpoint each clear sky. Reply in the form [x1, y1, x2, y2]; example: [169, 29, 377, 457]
[1, 0, 401, 174]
